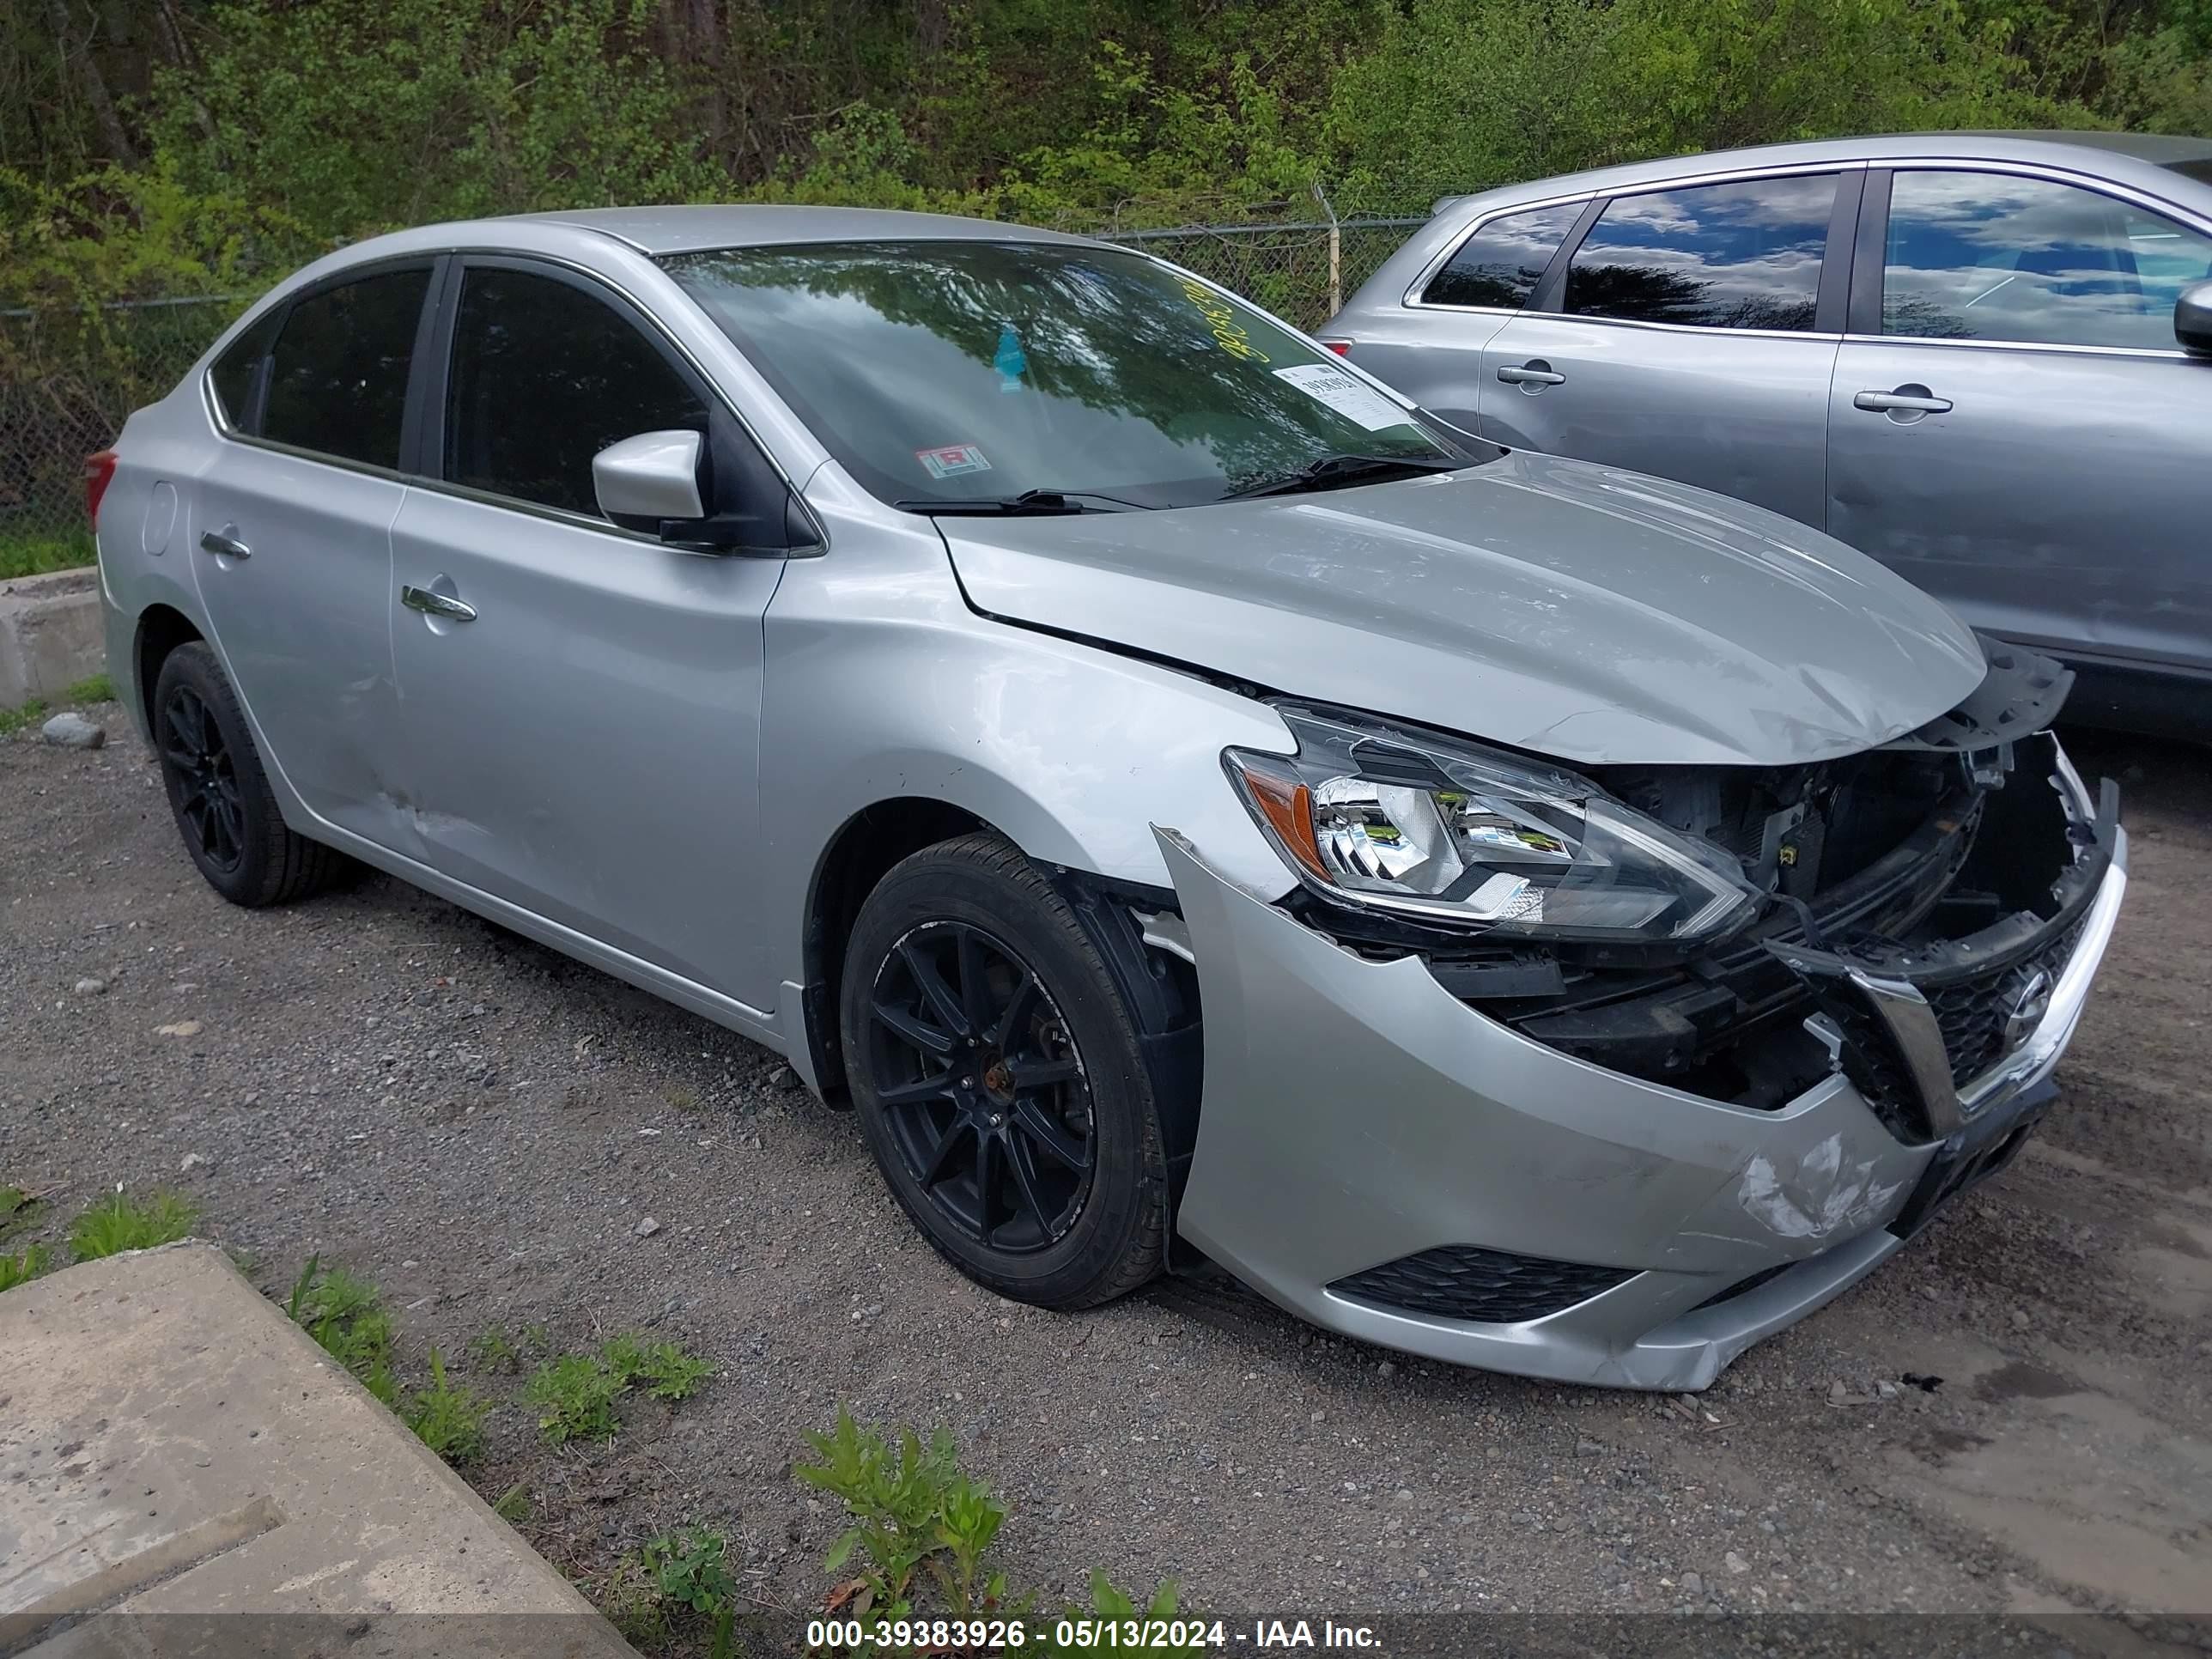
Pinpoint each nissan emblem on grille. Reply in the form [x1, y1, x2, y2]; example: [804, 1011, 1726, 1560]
[2003, 969, 2054, 1048]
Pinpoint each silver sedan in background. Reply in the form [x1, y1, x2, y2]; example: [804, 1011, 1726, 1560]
[1325, 132, 2212, 736]
[90, 206, 2123, 1389]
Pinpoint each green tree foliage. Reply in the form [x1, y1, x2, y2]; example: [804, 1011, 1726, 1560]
[3, 0, 2204, 305]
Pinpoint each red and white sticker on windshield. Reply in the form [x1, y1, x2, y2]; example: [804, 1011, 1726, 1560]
[916, 444, 993, 480]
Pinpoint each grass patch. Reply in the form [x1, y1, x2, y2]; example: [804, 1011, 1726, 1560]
[69, 1188, 198, 1260]
[62, 672, 114, 704]
[0, 530, 95, 580]
[1, 1242, 52, 1291]
[401, 1348, 491, 1464]
[523, 1334, 714, 1445]
[0, 697, 49, 737]
[490, 1480, 534, 1523]
[285, 1255, 398, 1405]
[793, 1409, 1206, 1651]
[0, 1187, 39, 1239]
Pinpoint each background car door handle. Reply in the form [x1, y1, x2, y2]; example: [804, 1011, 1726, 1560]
[1497, 363, 1567, 386]
[1854, 388, 1953, 414]
[198, 527, 251, 559]
[400, 584, 477, 623]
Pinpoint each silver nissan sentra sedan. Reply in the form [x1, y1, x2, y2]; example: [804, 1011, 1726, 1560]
[90, 205, 2125, 1390]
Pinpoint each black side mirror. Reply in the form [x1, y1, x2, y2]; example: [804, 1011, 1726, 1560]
[2177, 279, 2212, 356]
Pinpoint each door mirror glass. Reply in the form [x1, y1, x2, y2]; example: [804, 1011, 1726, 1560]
[592, 430, 705, 532]
[2177, 279, 2212, 356]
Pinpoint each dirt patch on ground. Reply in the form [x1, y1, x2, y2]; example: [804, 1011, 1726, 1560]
[3, 714, 2208, 1638]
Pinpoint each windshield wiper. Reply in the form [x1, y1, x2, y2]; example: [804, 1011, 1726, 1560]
[894, 488, 1143, 515]
[1221, 453, 1462, 501]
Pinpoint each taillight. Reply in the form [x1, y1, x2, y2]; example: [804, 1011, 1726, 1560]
[84, 449, 118, 527]
[1320, 339, 1352, 356]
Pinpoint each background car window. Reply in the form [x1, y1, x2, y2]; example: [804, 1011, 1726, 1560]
[444, 268, 708, 516]
[209, 308, 281, 433]
[1883, 171, 2212, 349]
[1564, 175, 1837, 331]
[1421, 202, 1582, 308]
[261, 269, 429, 467]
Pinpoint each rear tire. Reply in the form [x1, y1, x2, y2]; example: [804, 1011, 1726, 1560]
[150, 641, 352, 908]
[840, 832, 1168, 1310]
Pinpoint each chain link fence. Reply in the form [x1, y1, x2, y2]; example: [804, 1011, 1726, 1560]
[1, 216, 1424, 571]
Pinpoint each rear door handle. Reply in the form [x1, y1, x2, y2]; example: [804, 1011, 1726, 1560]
[198, 527, 251, 560]
[400, 584, 477, 623]
[1497, 362, 1567, 386]
[1854, 388, 1952, 415]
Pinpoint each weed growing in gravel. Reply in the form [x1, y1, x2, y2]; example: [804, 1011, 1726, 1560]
[402, 1349, 491, 1465]
[0, 697, 49, 737]
[0, 1187, 37, 1235]
[61, 672, 114, 705]
[69, 1188, 198, 1260]
[524, 1352, 623, 1443]
[491, 1481, 534, 1522]
[664, 1084, 702, 1112]
[284, 1256, 398, 1405]
[523, 1334, 714, 1445]
[602, 1333, 715, 1401]
[793, 1409, 1206, 1656]
[641, 1527, 738, 1659]
[0, 1243, 51, 1291]
[466, 1323, 538, 1374]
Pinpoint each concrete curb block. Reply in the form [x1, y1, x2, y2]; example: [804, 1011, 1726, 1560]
[0, 568, 106, 708]
[0, 1241, 638, 1655]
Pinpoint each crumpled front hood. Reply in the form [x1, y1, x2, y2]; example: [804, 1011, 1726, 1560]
[941, 451, 1986, 767]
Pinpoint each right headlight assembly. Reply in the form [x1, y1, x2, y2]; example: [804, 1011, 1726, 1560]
[1224, 704, 1763, 945]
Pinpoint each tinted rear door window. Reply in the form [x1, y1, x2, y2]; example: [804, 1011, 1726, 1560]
[262, 269, 430, 467]
[443, 266, 708, 516]
[210, 308, 282, 433]
[1423, 202, 1583, 308]
[1564, 175, 1838, 331]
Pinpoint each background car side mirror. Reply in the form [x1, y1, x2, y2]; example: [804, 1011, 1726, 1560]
[2176, 280, 2212, 356]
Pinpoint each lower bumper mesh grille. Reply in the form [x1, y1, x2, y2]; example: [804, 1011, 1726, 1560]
[1329, 1244, 1636, 1324]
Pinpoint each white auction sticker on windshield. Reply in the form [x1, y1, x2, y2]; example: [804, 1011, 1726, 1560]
[916, 444, 993, 479]
[1273, 363, 1414, 432]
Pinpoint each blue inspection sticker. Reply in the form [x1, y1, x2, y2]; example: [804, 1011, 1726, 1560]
[916, 444, 994, 479]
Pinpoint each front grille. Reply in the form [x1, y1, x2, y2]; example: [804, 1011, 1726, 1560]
[1924, 916, 2085, 1087]
[1329, 1244, 1636, 1325]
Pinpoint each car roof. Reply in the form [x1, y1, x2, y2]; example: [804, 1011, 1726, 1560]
[1440, 130, 2212, 206]
[505, 203, 1102, 256]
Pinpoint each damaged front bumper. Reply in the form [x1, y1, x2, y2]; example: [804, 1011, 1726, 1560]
[1153, 767, 2126, 1392]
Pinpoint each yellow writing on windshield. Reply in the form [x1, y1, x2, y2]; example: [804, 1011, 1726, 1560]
[1177, 276, 1270, 363]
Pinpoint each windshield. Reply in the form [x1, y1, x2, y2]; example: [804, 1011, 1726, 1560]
[662, 240, 1478, 508]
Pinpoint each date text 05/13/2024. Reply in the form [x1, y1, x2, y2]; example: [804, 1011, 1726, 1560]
[803, 1618, 1381, 1650]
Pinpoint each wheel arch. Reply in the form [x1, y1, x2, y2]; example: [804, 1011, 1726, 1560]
[796, 799, 1204, 1213]
[133, 603, 205, 738]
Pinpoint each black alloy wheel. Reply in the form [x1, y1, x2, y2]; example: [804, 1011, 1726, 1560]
[159, 682, 246, 872]
[866, 919, 1097, 1253]
[838, 831, 1168, 1309]
[149, 641, 352, 907]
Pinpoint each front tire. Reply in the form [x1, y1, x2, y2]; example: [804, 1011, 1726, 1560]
[151, 641, 351, 908]
[840, 833, 1168, 1309]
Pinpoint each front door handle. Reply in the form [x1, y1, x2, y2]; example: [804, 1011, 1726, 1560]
[1854, 387, 1953, 415]
[198, 527, 251, 560]
[400, 584, 477, 623]
[1497, 362, 1567, 386]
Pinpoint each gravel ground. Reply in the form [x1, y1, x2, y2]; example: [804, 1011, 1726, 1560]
[3, 708, 2208, 1650]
